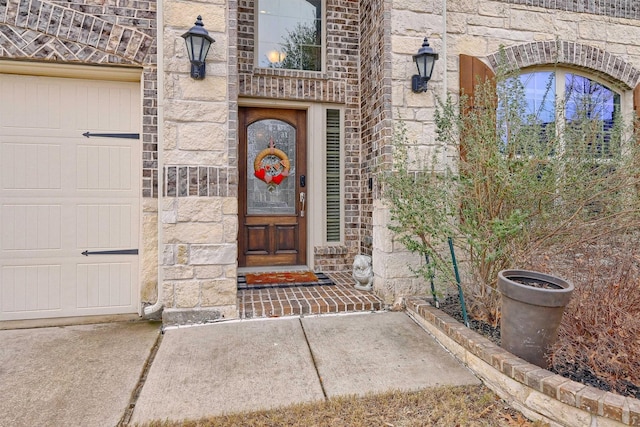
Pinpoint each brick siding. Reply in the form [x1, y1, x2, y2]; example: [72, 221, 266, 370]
[487, 40, 640, 90]
[237, 0, 362, 271]
[407, 298, 640, 426]
[164, 166, 238, 198]
[359, 0, 393, 256]
[495, 0, 640, 20]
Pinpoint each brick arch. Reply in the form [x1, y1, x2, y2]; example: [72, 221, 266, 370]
[0, 1, 153, 65]
[486, 40, 640, 90]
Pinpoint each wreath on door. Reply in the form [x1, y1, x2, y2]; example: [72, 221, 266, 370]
[253, 138, 290, 186]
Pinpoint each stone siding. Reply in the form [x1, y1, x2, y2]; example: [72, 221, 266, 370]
[160, 1, 238, 323]
[375, 0, 640, 301]
[487, 40, 640, 90]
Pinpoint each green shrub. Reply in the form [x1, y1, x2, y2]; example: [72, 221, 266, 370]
[382, 60, 640, 325]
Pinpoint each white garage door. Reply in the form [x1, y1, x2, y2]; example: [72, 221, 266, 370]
[0, 74, 141, 321]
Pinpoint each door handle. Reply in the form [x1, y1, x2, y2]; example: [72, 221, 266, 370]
[300, 192, 306, 217]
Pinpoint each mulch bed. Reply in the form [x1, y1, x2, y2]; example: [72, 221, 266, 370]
[438, 296, 501, 346]
[437, 295, 640, 400]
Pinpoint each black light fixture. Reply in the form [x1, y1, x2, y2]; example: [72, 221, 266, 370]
[181, 16, 215, 80]
[411, 37, 439, 93]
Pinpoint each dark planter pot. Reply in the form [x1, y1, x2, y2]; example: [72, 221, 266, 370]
[498, 269, 574, 368]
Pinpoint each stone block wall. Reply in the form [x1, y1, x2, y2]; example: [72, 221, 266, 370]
[373, 0, 640, 301]
[369, 0, 445, 303]
[385, 0, 640, 167]
[372, 200, 425, 305]
[160, 0, 238, 324]
[444, 0, 640, 74]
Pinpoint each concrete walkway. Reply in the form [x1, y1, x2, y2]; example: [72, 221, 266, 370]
[0, 312, 480, 427]
[0, 321, 160, 427]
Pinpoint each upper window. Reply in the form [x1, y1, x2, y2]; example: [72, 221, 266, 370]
[517, 70, 621, 158]
[257, 0, 322, 71]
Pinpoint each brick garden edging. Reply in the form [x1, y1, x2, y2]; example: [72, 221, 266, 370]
[405, 297, 640, 427]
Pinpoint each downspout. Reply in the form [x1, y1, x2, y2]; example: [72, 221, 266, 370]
[442, 0, 447, 101]
[440, 0, 448, 170]
[144, 0, 165, 318]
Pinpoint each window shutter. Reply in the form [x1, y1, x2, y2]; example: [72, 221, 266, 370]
[326, 109, 341, 242]
[459, 55, 496, 159]
[635, 84, 640, 117]
[459, 54, 495, 111]
[634, 84, 640, 140]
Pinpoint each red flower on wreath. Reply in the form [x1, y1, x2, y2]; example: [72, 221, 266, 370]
[254, 138, 290, 186]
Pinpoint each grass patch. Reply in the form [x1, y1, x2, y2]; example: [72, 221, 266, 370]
[136, 384, 546, 427]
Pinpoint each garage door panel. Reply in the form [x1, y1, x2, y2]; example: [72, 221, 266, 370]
[2, 261, 138, 320]
[2, 204, 62, 250]
[0, 79, 60, 130]
[0, 73, 140, 321]
[1, 142, 62, 190]
[77, 262, 133, 308]
[77, 145, 133, 190]
[1, 77, 139, 133]
[76, 204, 135, 249]
[75, 86, 139, 132]
[1, 265, 62, 313]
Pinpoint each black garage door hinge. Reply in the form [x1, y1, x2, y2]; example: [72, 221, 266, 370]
[82, 132, 140, 139]
[82, 249, 139, 256]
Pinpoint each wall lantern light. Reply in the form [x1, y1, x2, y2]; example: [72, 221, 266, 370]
[181, 16, 215, 80]
[411, 37, 439, 93]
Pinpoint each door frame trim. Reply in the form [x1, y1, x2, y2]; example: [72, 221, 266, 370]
[238, 98, 346, 270]
[238, 107, 308, 267]
[0, 59, 142, 81]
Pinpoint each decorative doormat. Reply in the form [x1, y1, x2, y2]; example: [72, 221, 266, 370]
[237, 271, 334, 290]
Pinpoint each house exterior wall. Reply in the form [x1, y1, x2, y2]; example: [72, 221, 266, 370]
[373, 0, 640, 303]
[3, 0, 640, 324]
[359, 0, 392, 257]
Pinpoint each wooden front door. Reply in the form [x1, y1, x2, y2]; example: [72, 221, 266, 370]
[239, 108, 307, 267]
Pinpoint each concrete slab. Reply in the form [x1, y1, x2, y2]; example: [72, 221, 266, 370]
[0, 321, 160, 427]
[130, 318, 325, 424]
[301, 312, 480, 397]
